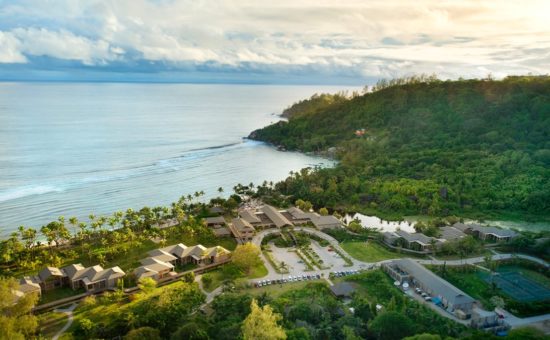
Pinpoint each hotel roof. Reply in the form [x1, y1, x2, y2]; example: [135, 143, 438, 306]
[240, 210, 262, 224]
[395, 230, 438, 246]
[439, 226, 466, 241]
[148, 249, 179, 263]
[159, 243, 189, 258]
[260, 205, 292, 227]
[232, 218, 256, 232]
[393, 259, 475, 306]
[38, 267, 65, 281]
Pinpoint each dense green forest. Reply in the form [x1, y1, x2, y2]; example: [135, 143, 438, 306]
[250, 76, 550, 220]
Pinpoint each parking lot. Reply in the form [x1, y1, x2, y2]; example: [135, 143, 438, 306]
[310, 240, 348, 269]
[269, 243, 310, 274]
[254, 269, 363, 288]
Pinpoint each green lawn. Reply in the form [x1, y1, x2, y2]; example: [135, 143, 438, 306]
[38, 311, 69, 338]
[39, 287, 85, 305]
[341, 240, 404, 262]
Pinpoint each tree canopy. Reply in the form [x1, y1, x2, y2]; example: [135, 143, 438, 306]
[242, 299, 287, 340]
[250, 76, 550, 221]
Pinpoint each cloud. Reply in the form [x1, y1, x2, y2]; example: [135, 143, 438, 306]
[11, 28, 122, 65]
[0, 0, 549, 83]
[0, 31, 27, 63]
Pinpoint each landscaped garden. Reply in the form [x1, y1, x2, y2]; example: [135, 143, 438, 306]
[341, 240, 404, 262]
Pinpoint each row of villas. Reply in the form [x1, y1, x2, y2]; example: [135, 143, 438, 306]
[383, 223, 518, 253]
[17, 263, 126, 298]
[134, 243, 231, 281]
[17, 242, 231, 297]
[205, 205, 343, 243]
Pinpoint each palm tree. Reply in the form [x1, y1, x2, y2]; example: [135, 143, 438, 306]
[69, 216, 79, 240]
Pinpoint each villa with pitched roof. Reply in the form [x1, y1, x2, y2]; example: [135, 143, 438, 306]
[61, 263, 125, 291]
[134, 242, 231, 281]
[383, 230, 441, 252]
[452, 223, 517, 242]
[18, 276, 42, 297]
[37, 267, 65, 291]
[230, 218, 256, 242]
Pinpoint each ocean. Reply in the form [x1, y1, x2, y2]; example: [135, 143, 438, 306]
[0, 82, 347, 235]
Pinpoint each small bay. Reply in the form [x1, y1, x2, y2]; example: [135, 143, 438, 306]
[0, 82, 347, 235]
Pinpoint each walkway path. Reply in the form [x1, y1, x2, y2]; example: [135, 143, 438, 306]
[52, 303, 77, 340]
[195, 274, 224, 307]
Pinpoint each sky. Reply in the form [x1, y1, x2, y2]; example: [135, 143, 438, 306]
[0, 0, 549, 84]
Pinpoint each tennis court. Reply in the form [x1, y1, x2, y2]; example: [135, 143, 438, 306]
[483, 271, 550, 302]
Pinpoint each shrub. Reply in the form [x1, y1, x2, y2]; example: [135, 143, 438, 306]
[202, 273, 213, 288]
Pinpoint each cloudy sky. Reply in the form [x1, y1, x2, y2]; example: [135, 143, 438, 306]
[0, 0, 549, 84]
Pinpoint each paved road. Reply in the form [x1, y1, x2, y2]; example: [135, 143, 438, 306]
[52, 303, 77, 340]
[417, 253, 549, 268]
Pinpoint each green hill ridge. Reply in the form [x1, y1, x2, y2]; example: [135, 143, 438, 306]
[249, 76, 550, 221]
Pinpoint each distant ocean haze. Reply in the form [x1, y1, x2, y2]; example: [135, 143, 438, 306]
[0, 82, 351, 235]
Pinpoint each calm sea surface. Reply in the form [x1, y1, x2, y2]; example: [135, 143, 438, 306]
[0, 83, 348, 235]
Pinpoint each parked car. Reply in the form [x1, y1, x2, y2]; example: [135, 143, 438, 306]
[424, 296, 432, 301]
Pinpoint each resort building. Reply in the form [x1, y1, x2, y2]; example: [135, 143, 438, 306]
[383, 259, 476, 317]
[240, 209, 263, 227]
[37, 267, 65, 291]
[18, 276, 42, 297]
[230, 218, 256, 242]
[203, 216, 232, 237]
[438, 226, 467, 241]
[260, 205, 293, 228]
[453, 223, 517, 242]
[309, 214, 343, 229]
[383, 230, 440, 252]
[61, 264, 125, 292]
[135, 242, 231, 281]
[147, 248, 179, 265]
[134, 258, 175, 281]
[26, 263, 126, 294]
[204, 216, 226, 228]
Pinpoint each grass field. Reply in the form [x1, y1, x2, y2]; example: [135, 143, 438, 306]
[341, 240, 404, 262]
[39, 287, 85, 305]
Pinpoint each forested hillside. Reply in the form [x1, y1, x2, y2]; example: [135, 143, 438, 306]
[250, 76, 550, 220]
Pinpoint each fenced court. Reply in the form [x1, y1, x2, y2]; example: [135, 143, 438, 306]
[483, 271, 550, 302]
